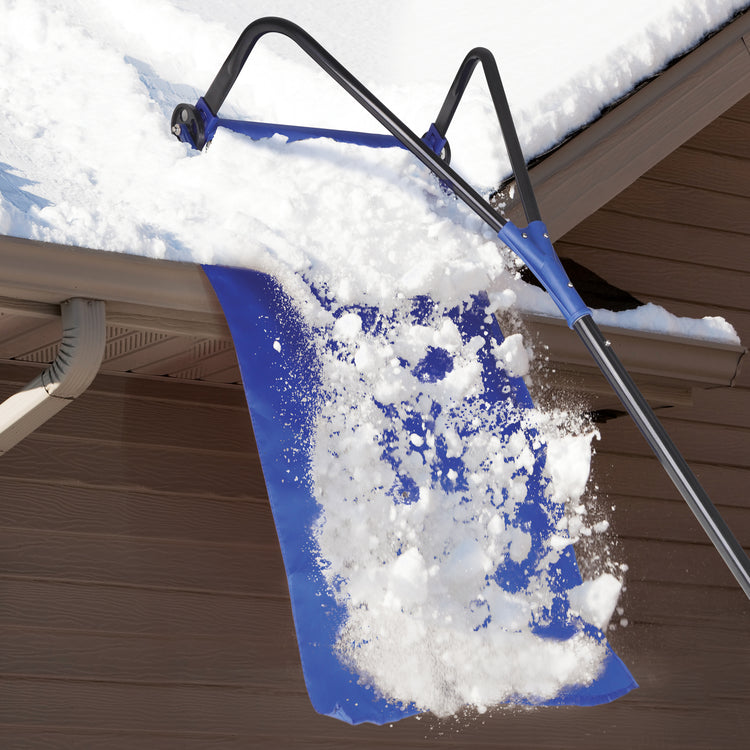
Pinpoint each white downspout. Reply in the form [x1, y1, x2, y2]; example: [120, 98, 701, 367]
[0, 298, 106, 455]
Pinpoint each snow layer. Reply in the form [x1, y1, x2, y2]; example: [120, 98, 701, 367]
[0, 0, 745, 717]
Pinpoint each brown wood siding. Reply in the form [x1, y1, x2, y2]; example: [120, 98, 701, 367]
[1, 106, 750, 750]
[1, 367, 749, 744]
[553, 93, 750, 746]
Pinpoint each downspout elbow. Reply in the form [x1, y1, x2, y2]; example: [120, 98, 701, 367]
[0, 298, 106, 455]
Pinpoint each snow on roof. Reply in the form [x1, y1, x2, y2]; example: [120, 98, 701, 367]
[0, 0, 744, 341]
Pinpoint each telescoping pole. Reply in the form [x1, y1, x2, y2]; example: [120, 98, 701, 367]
[574, 315, 750, 598]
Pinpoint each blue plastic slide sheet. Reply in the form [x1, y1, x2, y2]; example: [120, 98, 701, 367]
[203, 264, 637, 725]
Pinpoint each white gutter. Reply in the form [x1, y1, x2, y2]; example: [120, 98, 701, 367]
[0, 297, 106, 455]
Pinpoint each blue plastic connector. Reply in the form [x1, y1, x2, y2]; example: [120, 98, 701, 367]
[498, 220, 591, 328]
[422, 123, 447, 157]
[195, 97, 219, 142]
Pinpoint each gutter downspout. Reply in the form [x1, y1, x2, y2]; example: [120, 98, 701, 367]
[0, 298, 106, 455]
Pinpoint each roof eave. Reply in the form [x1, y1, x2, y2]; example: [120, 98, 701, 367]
[0, 234, 228, 338]
[523, 10, 750, 240]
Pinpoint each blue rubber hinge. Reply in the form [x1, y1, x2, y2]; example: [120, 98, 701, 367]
[422, 123, 447, 157]
[498, 220, 591, 328]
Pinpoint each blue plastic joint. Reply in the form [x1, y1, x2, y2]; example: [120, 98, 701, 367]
[196, 97, 219, 142]
[422, 123, 447, 157]
[173, 98, 219, 150]
[498, 220, 591, 328]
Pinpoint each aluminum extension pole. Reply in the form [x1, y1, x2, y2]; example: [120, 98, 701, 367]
[574, 314, 750, 598]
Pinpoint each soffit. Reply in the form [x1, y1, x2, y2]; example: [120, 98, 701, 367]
[0, 235, 240, 386]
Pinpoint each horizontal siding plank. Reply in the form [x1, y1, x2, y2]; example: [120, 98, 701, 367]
[1, 676, 748, 748]
[0, 729, 244, 750]
[562, 210, 750, 272]
[621, 579, 750, 631]
[0, 680, 284, 736]
[592, 451, 750, 509]
[645, 146, 750, 197]
[0, 434, 266, 500]
[615, 623, 750, 690]
[6, 527, 738, 604]
[554, 241, 750, 312]
[0, 479, 273, 544]
[1, 575, 744, 642]
[0, 628, 300, 686]
[666, 385, 750, 428]
[616, 536, 746, 589]
[722, 94, 750, 124]
[0, 729, 490, 750]
[605, 178, 750, 234]
[598, 412, 750, 471]
[0, 619, 745, 694]
[0, 382, 256, 453]
[0, 578, 292, 636]
[608, 494, 750, 547]
[686, 115, 750, 159]
[0, 529, 286, 595]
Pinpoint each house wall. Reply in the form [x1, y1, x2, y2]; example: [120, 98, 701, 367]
[554, 91, 750, 745]
[0, 101, 748, 750]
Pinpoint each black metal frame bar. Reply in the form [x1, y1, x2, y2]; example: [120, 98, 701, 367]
[575, 317, 750, 595]
[199, 17, 507, 233]
[431, 47, 541, 223]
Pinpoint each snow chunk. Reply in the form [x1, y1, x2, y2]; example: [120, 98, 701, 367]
[332, 312, 362, 341]
[545, 432, 596, 504]
[492, 333, 531, 378]
[569, 574, 623, 630]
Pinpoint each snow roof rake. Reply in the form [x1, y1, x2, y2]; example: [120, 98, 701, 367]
[172, 17, 750, 722]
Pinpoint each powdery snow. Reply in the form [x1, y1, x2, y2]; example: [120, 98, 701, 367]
[569, 574, 624, 631]
[1, 0, 746, 718]
[310, 295, 612, 715]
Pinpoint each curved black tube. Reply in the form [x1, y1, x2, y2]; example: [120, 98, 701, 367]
[200, 17, 508, 232]
[433, 48, 541, 223]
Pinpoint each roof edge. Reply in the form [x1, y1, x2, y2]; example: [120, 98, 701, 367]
[519, 313, 746, 411]
[525, 9, 750, 240]
[0, 234, 229, 337]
